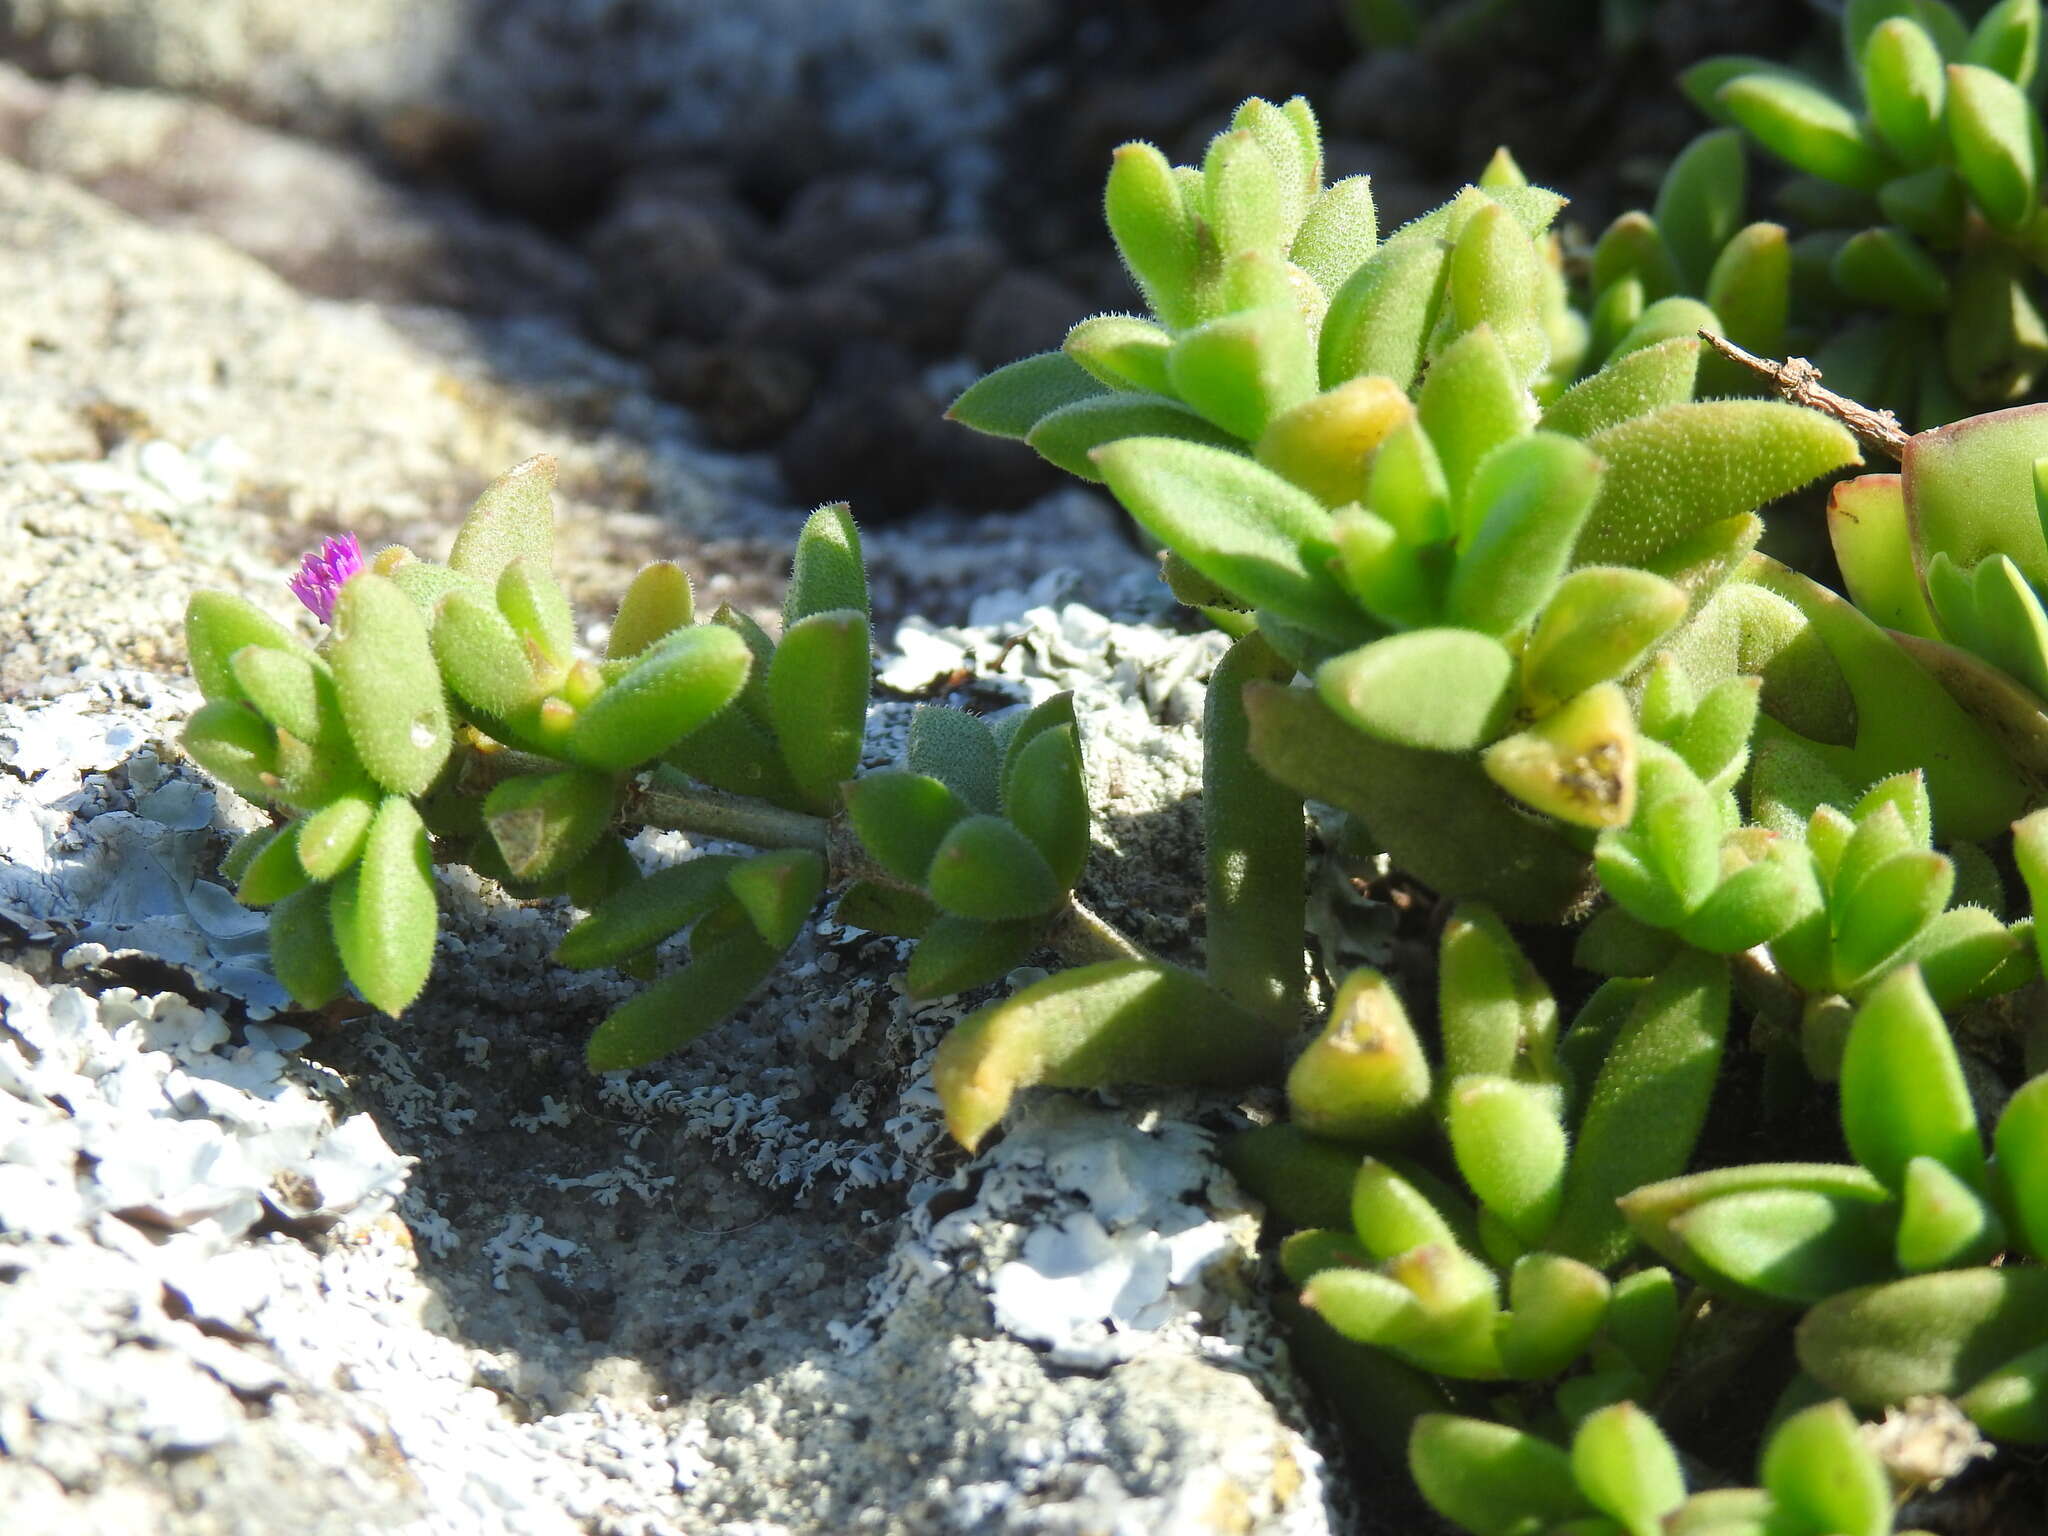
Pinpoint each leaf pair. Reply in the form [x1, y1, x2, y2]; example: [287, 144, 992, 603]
[841, 694, 1089, 998]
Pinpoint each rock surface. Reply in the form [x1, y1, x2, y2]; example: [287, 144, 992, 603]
[0, 144, 1345, 1534]
[0, 0, 1052, 211]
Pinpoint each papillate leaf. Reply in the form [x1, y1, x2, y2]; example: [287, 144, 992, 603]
[584, 923, 779, 1071]
[784, 503, 867, 628]
[568, 625, 752, 771]
[448, 454, 556, 583]
[1409, 1415, 1593, 1536]
[556, 855, 741, 969]
[1549, 950, 1730, 1268]
[185, 590, 303, 704]
[1092, 438, 1368, 642]
[1317, 629, 1515, 752]
[329, 796, 437, 1017]
[1286, 968, 1433, 1144]
[768, 609, 871, 813]
[726, 848, 825, 952]
[297, 792, 377, 882]
[483, 769, 616, 885]
[907, 915, 1044, 999]
[1576, 403, 1862, 566]
[934, 961, 1283, 1149]
[327, 572, 452, 798]
[949, 351, 1111, 440]
[926, 815, 1063, 921]
[908, 705, 1001, 815]
[269, 883, 345, 1011]
[606, 560, 694, 661]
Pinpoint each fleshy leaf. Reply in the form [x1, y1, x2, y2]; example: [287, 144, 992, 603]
[447, 454, 555, 583]
[328, 796, 437, 1017]
[934, 961, 1283, 1150]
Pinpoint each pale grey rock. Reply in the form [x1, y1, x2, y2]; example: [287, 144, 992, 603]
[0, 0, 1054, 209]
[10, 68, 586, 313]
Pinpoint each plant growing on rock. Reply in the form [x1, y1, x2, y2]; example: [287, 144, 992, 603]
[167, 80, 2048, 1536]
[183, 457, 1122, 1069]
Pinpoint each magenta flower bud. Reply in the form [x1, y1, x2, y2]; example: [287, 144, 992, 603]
[289, 533, 366, 624]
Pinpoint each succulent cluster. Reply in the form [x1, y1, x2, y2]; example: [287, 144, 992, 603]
[1675, 0, 2048, 427]
[182, 458, 1125, 1071]
[171, 78, 2048, 1536]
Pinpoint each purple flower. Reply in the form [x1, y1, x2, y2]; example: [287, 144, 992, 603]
[289, 533, 366, 624]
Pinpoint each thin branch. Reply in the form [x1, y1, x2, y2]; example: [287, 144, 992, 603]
[1698, 329, 1909, 463]
[625, 776, 832, 856]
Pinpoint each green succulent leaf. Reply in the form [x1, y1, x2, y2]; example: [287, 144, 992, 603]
[1970, 0, 2041, 86]
[1947, 61, 2039, 230]
[768, 610, 871, 813]
[1575, 403, 1861, 567]
[328, 796, 437, 1017]
[268, 882, 344, 1011]
[1319, 235, 1451, 392]
[1549, 949, 1731, 1269]
[297, 791, 377, 882]
[1895, 1153, 2006, 1271]
[783, 503, 867, 629]
[926, 815, 1063, 921]
[1538, 339, 1699, 440]
[1062, 314, 1175, 395]
[1654, 129, 1747, 293]
[605, 560, 694, 661]
[1570, 1402, 1685, 1536]
[1316, 629, 1515, 752]
[907, 915, 1044, 999]
[483, 769, 616, 885]
[908, 705, 1001, 814]
[1167, 305, 1318, 441]
[1244, 681, 1593, 921]
[555, 854, 742, 969]
[185, 590, 304, 705]
[447, 454, 556, 584]
[832, 879, 938, 940]
[432, 586, 540, 718]
[1003, 724, 1090, 892]
[584, 921, 779, 1072]
[1716, 72, 1892, 190]
[236, 821, 310, 907]
[724, 848, 824, 952]
[1996, 1071, 2048, 1259]
[949, 351, 1111, 440]
[1409, 1415, 1593, 1536]
[1760, 1401, 1893, 1536]
[1522, 569, 1689, 715]
[1446, 433, 1605, 636]
[1864, 18, 1949, 167]
[327, 572, 453, 798]
[934, 960, 1283, 1150]
[1092, 438, 1368, 642]
[843, 771, 969, 887]
[1290, 175, 1379, 296]
[1671, 1187, 1898, 1304]
[1286, 968, 1433, 1144]
[568, 624, 752, 771]
[1797, 1264, 2048, 1407]
[182, 700, 279, 804]
[1840, 965, 1986, 1189]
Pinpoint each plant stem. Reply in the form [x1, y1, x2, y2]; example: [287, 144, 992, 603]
[1698, 329, 1908, 462]
[459, 748, 1154, 970]
[623, 776, 831, 855]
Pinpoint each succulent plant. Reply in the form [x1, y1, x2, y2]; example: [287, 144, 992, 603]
[1682, 0, 2048, 426]
[956, 96, 1860, 924]
[168, 73, 2048, 1536]
[185, 458, 1139, 1071]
